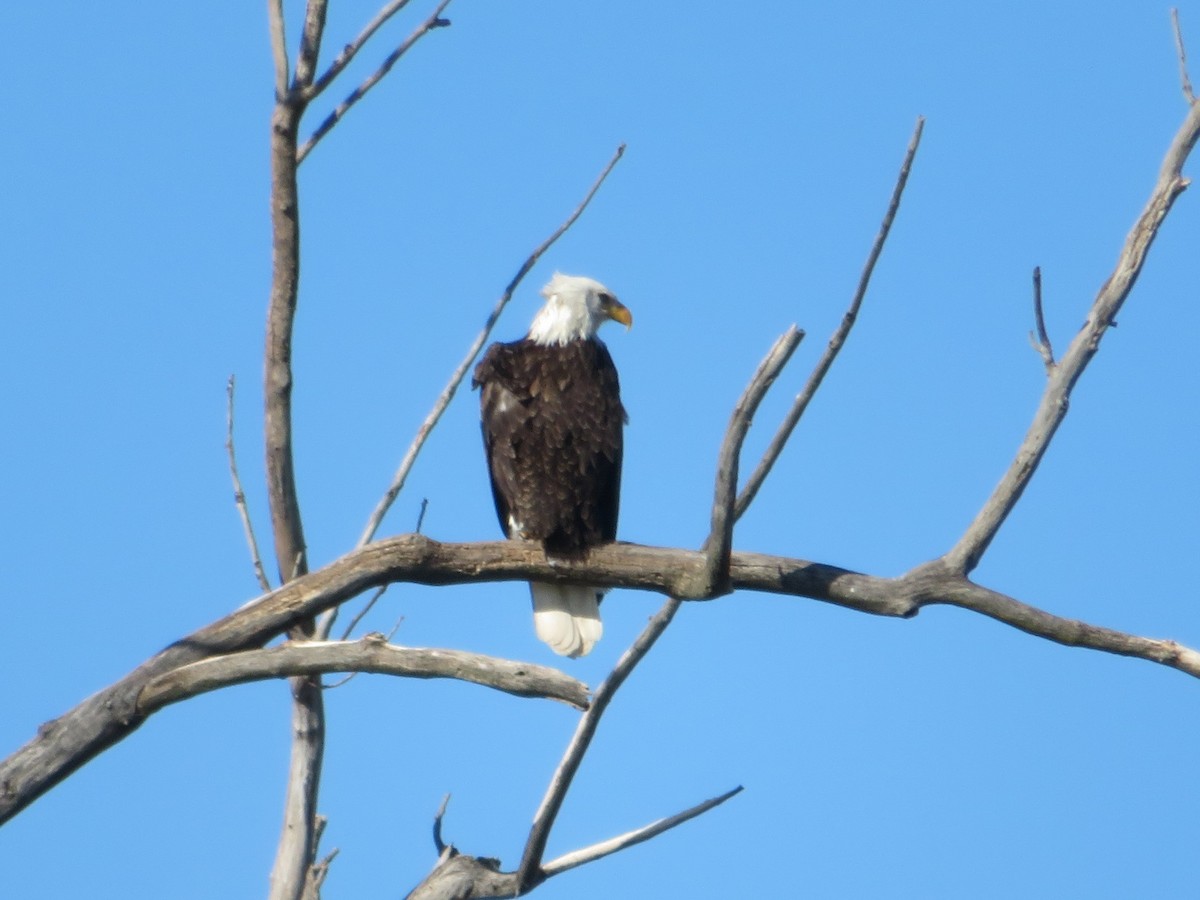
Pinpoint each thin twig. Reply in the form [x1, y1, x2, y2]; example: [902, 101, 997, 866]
[324, 499, 425, 643]
[1027, 266, 1056, 372]
[945, 97, 1200, 575]
[541, 786, 744, 877]
[296, 0, 453, 163]
[699, 328, 804, 596]
[354, 143, 626, 550]
[735, 116, 925, 521]
[305, 0, 417, 101]
[1173, 9, 1195, 103]
[267, 0, 290, 99]
[337, 586, 388, 640]
[225, 376, 272, 595]
[226, 376, 273, 593]
[517, 595, 683, 892]
[327, 609, 405, 686]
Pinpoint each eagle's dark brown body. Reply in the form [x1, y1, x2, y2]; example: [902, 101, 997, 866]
[473, 338, 625, 554]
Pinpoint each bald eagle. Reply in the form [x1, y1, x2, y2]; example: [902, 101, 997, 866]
[473, 273, 631, 657]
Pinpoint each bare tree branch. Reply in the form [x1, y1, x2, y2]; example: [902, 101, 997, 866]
[293, 0, 330, 91]
[735, 116, 925, 520]
[541, 785, 744, 877]
[944, 97, 1200, 575]
[405, 782, 741, 898]
[266, 6, 328, 894]
[268, 0, 290, 99]
[5, 534, 1200, 828]
[1173, 8, 1195, 103]
[353, 143, 627, 552]
[697, 328, 804, 597]
[271, 675, 324, 900]
[517, 596, 683, 892]
[226, 375, 272, 593]
[136, 636, 589, 712]
[305, 0, 418, 102]
[296, 0, 454, 164]
[336, 586, 388, 641]
[1027, 266, 1056, 372]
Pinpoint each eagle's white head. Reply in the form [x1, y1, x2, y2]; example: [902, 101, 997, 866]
[528, 273, 633, 346]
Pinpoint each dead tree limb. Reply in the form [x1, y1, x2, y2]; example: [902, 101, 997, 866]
[696, 327, 804, 597]
[945, 94, 1200, 576]
[517, 596, 682, 891]
[137, 636, 590, 712]
[297, 0, 454, 163]
[226, 375, 273, 593]
[6, 532, 1199, 829]
[736, 116, 924, 519]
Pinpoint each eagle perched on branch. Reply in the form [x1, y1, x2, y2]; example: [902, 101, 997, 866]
[473, 273, 632, 657]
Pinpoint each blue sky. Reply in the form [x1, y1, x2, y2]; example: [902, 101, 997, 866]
[2, 2, 1198, 897]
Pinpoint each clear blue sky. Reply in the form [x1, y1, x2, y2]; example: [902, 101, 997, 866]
[2, 2, 1198, 897]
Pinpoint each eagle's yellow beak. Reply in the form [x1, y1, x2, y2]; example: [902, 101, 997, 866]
[607, 301, 633, 329]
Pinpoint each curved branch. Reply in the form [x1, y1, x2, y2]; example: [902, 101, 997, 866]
[137, 636, 589, 711]
[698, 327, 803, 596]
[4, 534, 1200, 826]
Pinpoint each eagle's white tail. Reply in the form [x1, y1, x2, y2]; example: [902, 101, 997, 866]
[530, 582, 603, 658]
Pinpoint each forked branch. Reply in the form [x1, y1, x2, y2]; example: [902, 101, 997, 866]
[945, 95, 1200, 575]
[297, 0, 454, 163]
[305, 0, 419, 101]
[517, 596, 683, 891]
[5, 534, 1200, 829]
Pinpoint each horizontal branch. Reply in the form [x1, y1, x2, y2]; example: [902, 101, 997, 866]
[138, 635, 589, 712]
[4, 534, 1198, 825]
